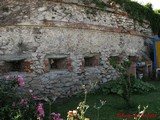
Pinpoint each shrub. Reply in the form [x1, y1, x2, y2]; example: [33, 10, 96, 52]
[0, 76, 37, 120]
[100, 77, 156, 95]
[132, 79, 156, 94]
[101, 58, 156, 107]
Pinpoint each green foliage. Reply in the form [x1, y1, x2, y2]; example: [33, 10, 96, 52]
[104, 58, 156, 106]
[108, 56, 117, 69]
[83, 0, 110, 10]
[112, 0, 160, 35]
[82, 0, 160, 35]
[110, 59, 133, 106]
[93, 0, 108, 10]
[100, 77, 156, 95]
[155, 9, 160, 14]
[145, 2, 153, 10]
[101, 56, 155, 95]
[133, 79, 156, 94]
[0, 78, 19, 120]
[0, 77, 37, 120]
[12, 110, 23, 120]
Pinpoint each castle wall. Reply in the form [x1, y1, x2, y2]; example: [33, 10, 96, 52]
[0, 0, 154, 99]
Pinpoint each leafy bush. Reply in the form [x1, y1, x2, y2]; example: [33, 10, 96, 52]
[0, 76, 37, 120]
[133, 80, 156, 94]
[108, 55, 156, 107]
[0, 77, 18, 120]
[99, 77, 156, 95]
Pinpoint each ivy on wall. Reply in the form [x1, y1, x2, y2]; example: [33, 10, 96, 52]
[93, 0, 109, 10]
[83, 0, 110, 10]
[112, 0, 160, 35]
[86, 0, 160, 35]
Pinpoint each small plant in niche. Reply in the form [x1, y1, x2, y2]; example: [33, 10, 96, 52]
[109, 56, 122, 68]
[49, 58, 67, 70]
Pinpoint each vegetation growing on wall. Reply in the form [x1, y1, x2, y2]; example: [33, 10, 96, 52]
[111, 0, 160, 35]
[86, 0, 160, 35]
[83, 0, 110, 10]
[93, 0, 109, 10]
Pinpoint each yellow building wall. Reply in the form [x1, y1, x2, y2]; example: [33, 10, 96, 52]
[156, 41, 160, 68]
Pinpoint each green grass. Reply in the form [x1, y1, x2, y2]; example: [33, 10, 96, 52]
[45, 80, 160, 120]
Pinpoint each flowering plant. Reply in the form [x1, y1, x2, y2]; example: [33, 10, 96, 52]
[67, 85, 90, 120]
[51, 112, 63, 120]
[0, 75, 38, 120]
[0, 75, 149, 120]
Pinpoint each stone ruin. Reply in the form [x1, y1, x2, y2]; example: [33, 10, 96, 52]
[0, 0, 156, 99]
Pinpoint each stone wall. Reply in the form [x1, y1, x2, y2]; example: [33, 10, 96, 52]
[0, 0, 153, 36]
[0, 0, 154, 99]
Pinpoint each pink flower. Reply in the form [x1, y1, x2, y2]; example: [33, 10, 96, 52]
[17, 76, 25, 87]
[33, 96, 38, 100]
[51, 112, 63, 120]
[29, 89, 33, 93]
[37, 102, 44, 118]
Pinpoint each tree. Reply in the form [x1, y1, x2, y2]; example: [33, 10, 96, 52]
[155, 9, 160, 14]
[145, 2, 153, 11]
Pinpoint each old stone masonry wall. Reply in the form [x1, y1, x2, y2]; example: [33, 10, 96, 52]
[0, 0, 154, 99]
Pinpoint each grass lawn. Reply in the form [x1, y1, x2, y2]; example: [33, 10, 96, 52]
[45, 80, 160, 120]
